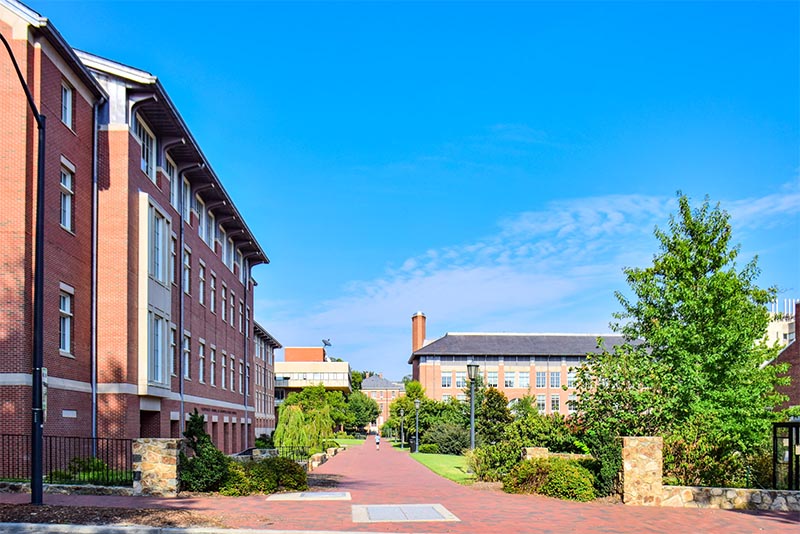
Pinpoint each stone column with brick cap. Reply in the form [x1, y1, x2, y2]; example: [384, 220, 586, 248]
[132, 438, 180, 496]
[620, 436, 663, 506]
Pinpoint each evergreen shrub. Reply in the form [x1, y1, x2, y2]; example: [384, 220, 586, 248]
[503, 457, 595, 501]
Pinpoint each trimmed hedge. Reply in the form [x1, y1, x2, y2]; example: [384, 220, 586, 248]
[220, 456, 308, 496]
[503, 457, 595, 502]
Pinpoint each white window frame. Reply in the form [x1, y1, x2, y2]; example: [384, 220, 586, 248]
[197, 196, 207, 242]
[183, 247, 191, 295]
[230, 355, 235, 390]
[166, 156, 178, 209]
[198, 262, 206, 306]
[221, 351, 227, 389]
[550, 371, 561, 389]
[487, 371, 498, 388]
[536, 371, 546, 388]
[210, 347, 217, 387]
[170, 326, 177, 376]
[59, 286, 74, 355]
[169, 235, 177, 285]
[148, 310, 168, 385]
[206, 211, 215, 248]
[59, 167, 74, 232]
[183, 334, 191, 379]
[148, 205, 169, 285]
[209, 273, 216, 313]
[504, 371, 515, 388]
[229, 292, 235, 327]
[441, 374, 452, 388]
[221, 284, 227, 322]
[455, 371, 466, 388]
[61, 82, 73, 127]
[551, 395, 560, 413]
[135, 115, 156, 182]
[182, 177, 191, 221]
[198, 340, 206, 383]
[519, 372, 530, 388]
[536, 394, 546, 413]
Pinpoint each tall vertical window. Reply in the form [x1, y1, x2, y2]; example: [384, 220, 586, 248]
[183, 248, 191, 294]
[148, 311, 167, 384]
[197, 196, 207, 242]
[60, 83, 72, 127]
[182, 178, 191, 221]
[198, 341, 206, 383]
[59, 289, 73, 354]
[236, 250, 244, 282]
[210, 274, 217, 313]
[229, 292, 235, 326]
[551, 395, 560, 413]
[487, 371, 498, 387]
[183, 334, 191, 379]
[568, 394, 577, 414]
[221, 352, 227, 389]
[221, 285, 227, 322]
[59, 168, 73, 231]
[149, 207, 168, 284]
[210, 348, 216, 386]
[455, 371, 466, 388]
[536, 394, 546, 413]
[246, 307, 251, 337]
[166, 157, 177, 209]
[170, 326, 177, 376]
[170, 236, 177, 285]
[239, 361, 244, 393]
[226, 238, 234, 269]
[230, 355, 235, 390]
[220, 227, 228, 259]
[206, 211, 215, 247]
[536, 371, 546, 388]
[518, 372, 530, 388]
[135, 115, 156, 181]
[550, 371, 561, 388]
[238, 300, 244, 333]
[441, 373, 452, 388]
[198, 263, 206, 305]
[567, 370, 577, 388]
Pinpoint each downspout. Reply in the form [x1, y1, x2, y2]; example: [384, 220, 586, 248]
[90, 100, 103, 443]
[243, 263, 250, 449]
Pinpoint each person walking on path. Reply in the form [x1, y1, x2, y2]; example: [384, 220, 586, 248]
[375, 432, 380, 450]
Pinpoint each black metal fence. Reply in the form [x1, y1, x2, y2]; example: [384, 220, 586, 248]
[0, 434, 133, 486]
[274, 446, 310, 463]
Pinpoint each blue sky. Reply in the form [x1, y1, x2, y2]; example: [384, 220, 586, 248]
[31, 0, 799, 380]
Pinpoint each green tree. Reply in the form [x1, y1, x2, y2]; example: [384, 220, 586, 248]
[273, 404, 309, 448]
[575, 194, 789, 487]
[345, 391, 380, 432]
[350, 370, 364, 391]
[477, 388, 512, 445]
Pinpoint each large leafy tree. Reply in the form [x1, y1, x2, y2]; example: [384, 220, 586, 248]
[345, 391, 380, 432]
[477, 387, 512, 444]
[575, 194, 788, 486]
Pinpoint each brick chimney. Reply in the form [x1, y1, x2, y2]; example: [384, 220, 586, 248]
[412, 311, 426, 353]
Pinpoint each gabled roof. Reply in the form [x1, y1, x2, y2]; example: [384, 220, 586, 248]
[361, 375, 403, 390]
[409, 333, 626, 363]
[253, 322, 281, 349]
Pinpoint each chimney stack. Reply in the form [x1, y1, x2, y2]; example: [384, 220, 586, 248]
[412, 311, 426, 353]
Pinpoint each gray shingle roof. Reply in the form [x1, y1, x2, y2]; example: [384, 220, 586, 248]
[409, 333, 626, 363]
[361, 375, 403, 390]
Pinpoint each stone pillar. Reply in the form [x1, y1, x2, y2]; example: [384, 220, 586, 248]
[620, 436, 663, 506]
[132, 438, 180, 497]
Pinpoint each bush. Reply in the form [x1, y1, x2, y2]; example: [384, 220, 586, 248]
[418, 444, 440, 454]
[220, 456, 308, 496]
[321, 439, 340, 450]
[581, 428, 621, 496]
[422, 423, 469, 455]
[503, 458, 595, 501]
[255, 433, 274, 449]
[179, 436, 230, 492]
[467, 439, 523, 481]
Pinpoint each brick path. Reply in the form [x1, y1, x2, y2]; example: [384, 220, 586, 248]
[1, 441, 797, 532]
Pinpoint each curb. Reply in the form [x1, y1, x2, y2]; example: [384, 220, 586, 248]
[0, 525, 413, 534]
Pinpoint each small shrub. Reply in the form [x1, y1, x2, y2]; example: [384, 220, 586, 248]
[418, 444, 440, 454]
[422, 423, 470, 455]
[468, 439, 523, 481]
[255, 433, 274, 449]
[503, 458, 595, 501]
[179, 437, 230, 492]
[321, 439, 340, 450]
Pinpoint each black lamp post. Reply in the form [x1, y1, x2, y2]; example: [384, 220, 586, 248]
[1, 32, 47, 506]
[399, 408, 405, 450]
[467, 363, 480, 450]
[414, 399, 420, 453]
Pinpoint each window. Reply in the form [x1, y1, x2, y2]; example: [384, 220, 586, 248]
[220, 227, 228, 259]
[59, 168, 73, 231]
[197, 196, 207, 242]
[198, 263, 206, 305]
[550, 371, 561, 389]
[221, 285, 227, 322]
[457, 394, 467, 402]
[210, 274, 217, 313]
[170, 326, 177, 376]
[183, 334, 191, 379]
[198, 341, 205, 383]
[170, 236, 177, 285]
[246, 306, 251, 337]
[226, 238, 234, 270]
[551, 395, 560, 413]
[229, 292, 235, 326]
[182, 178, 191, 221]
[568, 394, 577, 414]
[135, 115, 156, 181]
[205, 211, 215, 247]
[442, 394, 452, 402]
[237, 250, 245, 283]
[61, 83, 73, 127]
[59, 290, 73, 354]
[230, 356, 235, 390]
[536, 371, 546, 388]
[487, 371, 498, 387]
[441, 373, 452, 388]
[518, 372, 530, 388]
[221, 353, 227, 389]
[238, 300, 244, 333]
[504, 372, 515, 388]
[182, 248, 191, 294]
[455, 371, 466, 388]
[536, 394, 546, 413]
[166, 157, 178, 209]
[148, 311, 167, 384]
[149, 207, 168, 284]
[567, 370, 577, 388]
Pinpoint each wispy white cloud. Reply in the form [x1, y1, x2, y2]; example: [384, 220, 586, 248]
[258, 187, 799, 379]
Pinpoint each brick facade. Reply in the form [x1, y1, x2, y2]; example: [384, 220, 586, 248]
[0, 0, 273, 455]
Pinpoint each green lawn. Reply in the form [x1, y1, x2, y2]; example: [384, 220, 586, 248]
[335, 438, 366, 446]
[410, 452, 475, 484]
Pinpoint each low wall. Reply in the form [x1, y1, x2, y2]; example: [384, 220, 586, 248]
[521, 447, 593, 462]
[132, 438, 180, 497]
[662, 486, 800, 512]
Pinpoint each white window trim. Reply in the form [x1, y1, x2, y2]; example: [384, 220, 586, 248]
[59, 285, 74, 357]
[59, 166, 74, 232]
[135, 114, 156, 182]
[61, 82, 73, 128]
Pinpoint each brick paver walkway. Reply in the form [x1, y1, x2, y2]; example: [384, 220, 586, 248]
[1, 441, 797, 532]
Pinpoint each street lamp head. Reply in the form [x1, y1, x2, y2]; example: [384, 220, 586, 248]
[400, 408, 404, 417]
[414, 399, 420, 410]
[467, 363, 480, 380]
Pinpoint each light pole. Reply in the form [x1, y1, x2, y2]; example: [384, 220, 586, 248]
[467, 363, 479, 450]
[414, 399, 420, 453]
[399, 408, 405, 449]
[1, 32, 47, 506]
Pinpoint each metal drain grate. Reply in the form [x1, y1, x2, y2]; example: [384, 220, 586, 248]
[352, 504, 459, 523]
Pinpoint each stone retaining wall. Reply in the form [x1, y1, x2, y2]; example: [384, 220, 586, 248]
[620, 436, 663, 506]
[662, 485, 800, 512]
[132, 438, 180, 497]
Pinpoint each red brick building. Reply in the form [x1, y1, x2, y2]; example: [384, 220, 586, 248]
[1, 0, 271, 453]
[774, 302, 799, 411]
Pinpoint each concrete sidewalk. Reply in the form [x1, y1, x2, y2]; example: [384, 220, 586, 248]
[1, 441, 797, 533]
